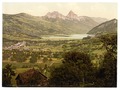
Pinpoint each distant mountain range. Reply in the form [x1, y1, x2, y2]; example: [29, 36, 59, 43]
[44, 10, 108, 23]
[3, 10, 108, 40]
[87, 19, 117, 34]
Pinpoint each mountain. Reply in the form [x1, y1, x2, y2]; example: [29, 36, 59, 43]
[87, 19, 117, 34]
[3, 13, 44, 39]
[45, 11, 66, 20]
[66, 10, 79, 20]
[78, 16, 99, 27]
[3, 11, 108, 40]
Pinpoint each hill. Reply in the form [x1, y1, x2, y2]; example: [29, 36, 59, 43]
[87, 19, 117, 34]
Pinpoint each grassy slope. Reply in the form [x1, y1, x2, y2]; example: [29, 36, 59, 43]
[3, 13, 98, 41]
[87, 19, 117, 34]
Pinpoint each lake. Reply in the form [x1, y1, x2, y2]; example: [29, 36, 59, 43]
[42, 34, 94, 40]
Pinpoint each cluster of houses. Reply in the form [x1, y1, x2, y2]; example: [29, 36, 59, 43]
[3, 41, 29, 50]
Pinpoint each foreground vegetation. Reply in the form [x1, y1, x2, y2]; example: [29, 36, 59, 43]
[2, 33, 117, 87]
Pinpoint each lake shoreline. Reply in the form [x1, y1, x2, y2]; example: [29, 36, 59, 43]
[41, 34, 94, 40]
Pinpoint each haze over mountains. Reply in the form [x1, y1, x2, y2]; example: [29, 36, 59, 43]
[3, 10, 110, 40]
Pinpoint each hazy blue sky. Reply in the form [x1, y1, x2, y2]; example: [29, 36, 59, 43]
[3, 2, 117, 19]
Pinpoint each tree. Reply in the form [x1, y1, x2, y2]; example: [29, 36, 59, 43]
[94, 52, 117, 87]
[49, 51, 94, 87]
[42, 57, 48, 63]
[11, 50, 28, 62]
[103, 52, 117, 87]
[49, 64, 81, 87]
[2, 64, 15, 87]
[3, 50, 11, 60]
[63, 51, 94, 86]
[29, 53, 37, 63]
[99, 33, 117, 59]
[94, 33, 117, 87]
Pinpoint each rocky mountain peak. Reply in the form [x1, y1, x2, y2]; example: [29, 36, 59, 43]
[68, 10, 76, 15]
[66, 10, 79, 20]
[45, 11, 65, 19]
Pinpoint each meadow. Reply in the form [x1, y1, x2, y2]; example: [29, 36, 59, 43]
[3, 35, 107, 86]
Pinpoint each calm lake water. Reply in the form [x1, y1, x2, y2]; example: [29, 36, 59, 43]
[42, 34, 94, 40]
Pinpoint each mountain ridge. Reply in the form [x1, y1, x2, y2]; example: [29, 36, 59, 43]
[3, 11, 109, 40]
[44, 10, 108, 22]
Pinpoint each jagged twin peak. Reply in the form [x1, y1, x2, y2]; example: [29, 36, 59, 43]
[66, 10, 79, 20]
[45, 11, 66, 20]
[45, 10, 84, 21]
